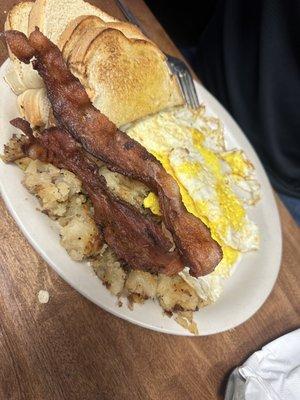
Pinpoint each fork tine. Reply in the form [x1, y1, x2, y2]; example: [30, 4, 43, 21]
[177, 72, 194, 108]
[182, 71, 200, 109]
[167, 55, 199, 108]
[180, 71, 197, 109]
[188, 76, 200, 109]
[181, 72, 195, 108]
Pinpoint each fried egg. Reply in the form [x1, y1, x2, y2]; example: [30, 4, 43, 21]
[126, 106, 260, 303]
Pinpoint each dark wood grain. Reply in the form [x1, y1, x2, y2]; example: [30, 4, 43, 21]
[0, 1, 299, 399]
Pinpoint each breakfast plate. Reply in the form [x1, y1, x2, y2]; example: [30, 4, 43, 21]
[0, 59, 282, 336]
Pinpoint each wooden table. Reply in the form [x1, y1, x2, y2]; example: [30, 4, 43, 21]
[0, 1, 299, 399]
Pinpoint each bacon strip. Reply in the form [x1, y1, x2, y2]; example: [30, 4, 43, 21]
[5, 30, 222, 277]
[11, 118, 183, 275]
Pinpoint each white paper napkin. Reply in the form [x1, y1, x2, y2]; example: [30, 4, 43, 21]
[225, 329, 300, 400]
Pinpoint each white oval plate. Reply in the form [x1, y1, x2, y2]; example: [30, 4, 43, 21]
[0, 60, 282, 336]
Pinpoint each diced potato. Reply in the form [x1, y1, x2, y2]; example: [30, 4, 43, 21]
[58, 195, 89, 227]
[1, 135, 27, 163]
[10, 152, 200, 333]
[99, 165, 149, 212]
[15, 157, 32, 171]
[20, 158, 101, 260]
[125, 270, 157, 302]
[92, 249, 127, 296]
[60, 210, 101, 261]
[156, 275, 199, 312]
[22, 159, 82, 218]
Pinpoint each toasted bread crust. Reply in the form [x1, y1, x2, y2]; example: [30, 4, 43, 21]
[28, 0, 46, 35]
[6, 0, 183, 128]
[28, 0, 118, 43]
[17, 88, 51, 127]
[62, 16, 106, 62]
[5, 1, 33, 32]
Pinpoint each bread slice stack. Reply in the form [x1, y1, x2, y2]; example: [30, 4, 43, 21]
[5, 0, 184, 128]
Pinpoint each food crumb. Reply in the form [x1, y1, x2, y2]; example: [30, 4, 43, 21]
[175, 312, 199, 335]
[117, 300, 123, 307]
[127, 298, 134, 310]
[38, 290, 50, 304]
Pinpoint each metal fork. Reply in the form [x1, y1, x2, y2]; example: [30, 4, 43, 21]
[115, 0, 200, 109]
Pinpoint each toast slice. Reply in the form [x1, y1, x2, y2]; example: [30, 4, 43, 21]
[105, 21, 150, 42]
[64, 15, 154, 78]
[28, 0, 118, 45]
[61, 15, 152, 65]
[4, 2, 43, 91]
[4, 63, 27, 95]
[78, 28, 183, 127]
[4, 1, 32, 37]
[61, 15, 106, 61]
[17, 88, 51, 128]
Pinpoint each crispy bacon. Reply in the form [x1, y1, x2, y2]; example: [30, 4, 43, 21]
[5, 30, 222, 276]
[11, 118, 183, 275]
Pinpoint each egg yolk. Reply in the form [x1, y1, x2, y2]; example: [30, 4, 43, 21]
[143, 192, 161, 215]
[221, 150, 251, 177]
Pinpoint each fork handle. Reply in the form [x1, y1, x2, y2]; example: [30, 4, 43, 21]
[115, 0, 147, 36]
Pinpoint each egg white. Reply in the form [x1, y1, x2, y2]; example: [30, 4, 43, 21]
[126, 106, 260, 303]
